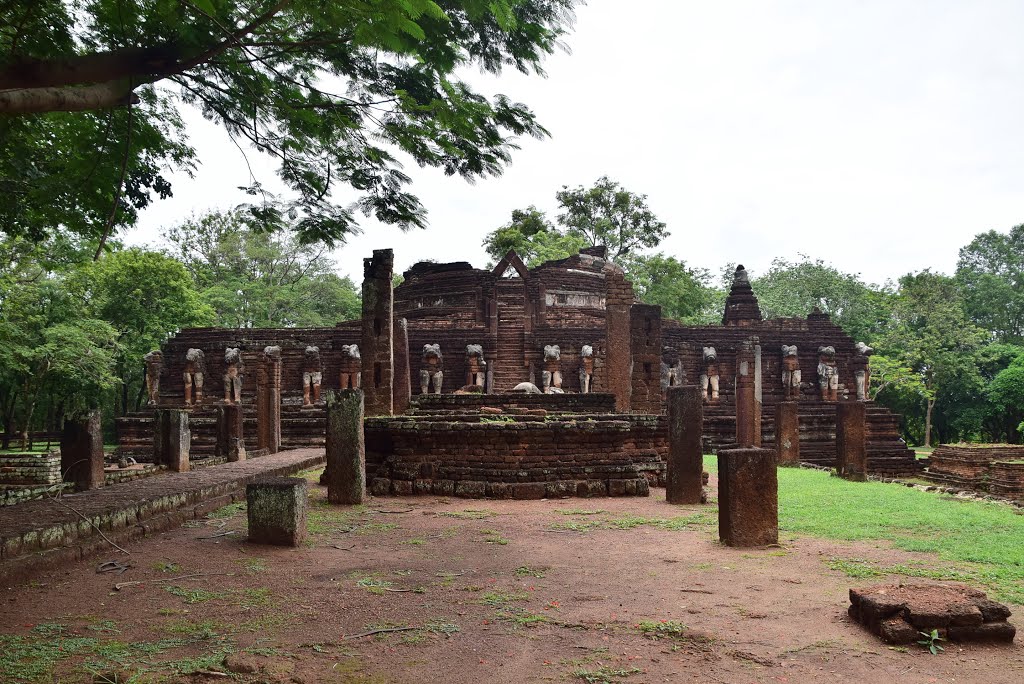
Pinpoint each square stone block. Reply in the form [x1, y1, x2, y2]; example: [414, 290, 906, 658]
[246, 477, 308, 547]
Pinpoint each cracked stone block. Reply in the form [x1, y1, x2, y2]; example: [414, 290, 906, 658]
[246, 477, 307, 547]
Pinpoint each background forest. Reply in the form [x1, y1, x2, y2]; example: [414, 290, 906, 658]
[1, 182, 1021, 449]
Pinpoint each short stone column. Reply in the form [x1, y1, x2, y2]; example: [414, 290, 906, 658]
[734, 341, 757, 447]
[361, 249, 394, 417]
[326, 389, 366, 504]
[246, 477, 308, 546]
[717, 447, 778, 547]
[775, 401, 800, 465]
[393, 317, 411, 414]
[836, 401, 867, 481]
[60, 410, 104, 491]
[666, 386, 704, 504]
[217, 404, 246, 462]
[155, 409, 190, 472]
[257, 346, 281, 454]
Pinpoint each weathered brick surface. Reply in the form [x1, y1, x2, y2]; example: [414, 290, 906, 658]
[924, 444, 1024, 494]
[717, 447, 778, 547]
[361, 249, 395, 416]
[849, 583, 1015, 644]
[326, 390, 366, 505]
[247, 477, 307, 546]
[666, 386, 703, 504]
[836, 402, 867, 481]
[0, 448, 324, 585]
[365, 415, 662, 499]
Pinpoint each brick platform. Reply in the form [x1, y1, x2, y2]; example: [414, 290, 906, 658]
[0, 448, 325, 585]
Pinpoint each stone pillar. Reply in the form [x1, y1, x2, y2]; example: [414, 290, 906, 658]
[361, 249, 394, 416]
[217, 404, 246, 462]
[604, 268, 633, 413]
[393, 317, 411, 414]
[246, 477, 308, 546]
[836, 401, 867, 481]
[326, 390, 366, 504]
[753, 342, 762, 447]
[775, 401, 800, 465]
[257, 346, 282, 453]
[60, 410, 104, 491]
[155, 409, 190, 472]
[734, 341, 756, 447]
[717, 447, 778, 547]
[666, 386, 704, 504]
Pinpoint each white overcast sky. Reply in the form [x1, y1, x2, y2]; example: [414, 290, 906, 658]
[130, 0, 1024, 287]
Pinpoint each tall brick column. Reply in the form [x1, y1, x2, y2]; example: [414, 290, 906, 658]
[217, 404, 246, 462]
[361, 249, 394, 416]
[717, 446, 778, 547]
[735, 340, 757, 447]
[604, 266, 633, 413]
[154, 409, 190, 472]
[257, 345, 282, 453]
[837, 401, 867, 481]
[60, 410, 104, 491]
[775, 401, 800, 465]
[393, 317, 411, 414]
[753, 342, 762, 447]
[326, 390, 366, 504]
[666, 386, 704, 504]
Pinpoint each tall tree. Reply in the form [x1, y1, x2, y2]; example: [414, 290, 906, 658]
[621, 253, 721, 324]
[1, 0, 577, 245]
[165, 210, 360, 327]
[482, 206, 585, 267]
[879, 270, 986, 447]
[956, 223, 1024, 344]
[71, 248, 214, 415]
[556, 176, 668, 261]
[751, 256, 893, 343]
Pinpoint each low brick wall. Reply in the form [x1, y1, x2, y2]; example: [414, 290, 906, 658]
[0, 451, 61, 486]
[989, 461, 1024, 499]
[365, 415, 666, 499]
[409, 392, 618, 415]
[0, 448, 325, 585]
[925, 444, 1024, 492]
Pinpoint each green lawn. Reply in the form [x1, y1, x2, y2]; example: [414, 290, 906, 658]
[705, 456, 1024, 604]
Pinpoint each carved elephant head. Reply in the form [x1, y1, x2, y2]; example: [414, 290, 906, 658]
[544, 345, 560, 361]
[465, 344, 484, 359]
[224, 347, 242, 365]
[855, 342, 874, 356]
[304, 345, 320, 361]
[264, 345, 282, 360]
[702, 346, 717, 363]
[186, 348, 205, 364]
[818, 345, 836, 358]
[341, 344, 361, 359]
[580, 345, 594, 358]
[781, 345, 798, 357]
[144, 350, 163, 364]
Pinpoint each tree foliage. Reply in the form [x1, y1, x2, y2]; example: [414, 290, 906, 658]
[1, 0, 577, 246]
[751, 256, 892, 342]
[555, 176, 668, 261]
[956, 223, 1024, 344]
[165, 210, 361, 327]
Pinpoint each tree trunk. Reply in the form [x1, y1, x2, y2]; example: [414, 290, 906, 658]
[924, 398, 935, 448]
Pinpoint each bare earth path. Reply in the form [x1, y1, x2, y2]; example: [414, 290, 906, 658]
[2, 470, 1022, 683]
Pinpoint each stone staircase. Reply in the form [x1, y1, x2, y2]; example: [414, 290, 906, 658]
[491, 285, 529, 391]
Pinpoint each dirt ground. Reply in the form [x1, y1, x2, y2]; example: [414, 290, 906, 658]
[2, 469, 1023, 684]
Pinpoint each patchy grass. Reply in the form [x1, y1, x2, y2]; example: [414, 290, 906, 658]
[435, 509, 496, 520]
[479, 529, 509, 545]
[704, 455, 1024, 604]
[572, 665, 643, 683]
[479, 590, 529, 607]
[238, 557, 268, 574]
[515, 565, 547, 578]
[206, 502, 246, 519]
[163, 585, 226, 604]
[548, 511, 715, 534]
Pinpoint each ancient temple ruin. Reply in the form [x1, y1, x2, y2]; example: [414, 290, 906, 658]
[116, 246, 918, 497]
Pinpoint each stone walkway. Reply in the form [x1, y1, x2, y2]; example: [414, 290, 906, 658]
[0, 448, 325, 586]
